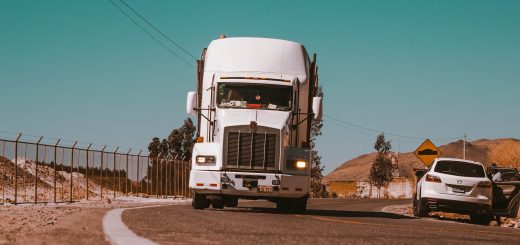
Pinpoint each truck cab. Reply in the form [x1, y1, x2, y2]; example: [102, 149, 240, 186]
[186, 37, 322, 212]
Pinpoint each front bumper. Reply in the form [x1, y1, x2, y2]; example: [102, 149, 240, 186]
[189, 170, 309, 199]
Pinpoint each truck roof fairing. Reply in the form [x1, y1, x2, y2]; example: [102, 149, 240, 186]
[204, 37, 309, 82]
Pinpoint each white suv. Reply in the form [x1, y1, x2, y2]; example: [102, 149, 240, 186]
[413, 158, 493, 223]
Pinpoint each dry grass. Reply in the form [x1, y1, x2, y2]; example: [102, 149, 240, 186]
[488, 139, 520, 169]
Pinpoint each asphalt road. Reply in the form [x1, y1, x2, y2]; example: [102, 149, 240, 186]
[122, 199, 520, 244]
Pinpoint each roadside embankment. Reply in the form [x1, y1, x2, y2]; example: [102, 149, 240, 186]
[0, 197, 191, 244]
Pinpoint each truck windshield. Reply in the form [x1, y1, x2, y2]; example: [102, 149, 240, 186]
[217, 83, 292, 111]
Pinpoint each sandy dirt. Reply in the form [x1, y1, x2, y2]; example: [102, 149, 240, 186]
[0, 198, 191, 244]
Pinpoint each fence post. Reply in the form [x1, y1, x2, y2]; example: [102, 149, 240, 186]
[160, 156, 163, 198]
[182, 156, 186, 198]
[169, 157, 173, 197]
[187, 159, 191, 198]
[156, 155, 160, 198]
[147, 157, 151, 196]
[175, 157, 178, 198]
[150, 156, 153, 196]
[137, 150, 142, 197]
[13, 133, 21, 204]
[165, 156, 169, 197]
[34, 136, 43, 204]
[178, 157, 181, 198]
[125, 149, 131, 195]
[70, 141, 77, 203]
[186, 157, 189, 198]
[113, 147, 119, 199]
[86, 143, 92, 200]
[1, 140, 4, 203]
[53, 139, 60, 203]
[172, 154, 179, 199]
[100, 145, 106, 199]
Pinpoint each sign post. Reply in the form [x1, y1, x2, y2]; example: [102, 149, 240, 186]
[414, 139, 442, 167]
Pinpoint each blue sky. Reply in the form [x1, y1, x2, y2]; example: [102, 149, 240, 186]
[1, 0, 519, 174]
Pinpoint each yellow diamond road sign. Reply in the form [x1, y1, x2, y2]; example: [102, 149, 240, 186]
[414, 139, 442, 167]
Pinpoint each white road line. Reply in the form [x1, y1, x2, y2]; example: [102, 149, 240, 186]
[103, 205, 165, 245]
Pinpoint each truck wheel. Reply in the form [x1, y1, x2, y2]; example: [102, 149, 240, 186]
[413, 196, 428, 217]
[276, 199, 291, 212]
[470, 213, 493, 225]
[225, 198, 239, 208]
[192, 193, 210, 210]
[292, 197, 308, 214]
[211, 198, 225, 209]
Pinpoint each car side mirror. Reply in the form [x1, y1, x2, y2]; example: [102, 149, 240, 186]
[186, 91, 196, 116]
[312, 97, 323, 120]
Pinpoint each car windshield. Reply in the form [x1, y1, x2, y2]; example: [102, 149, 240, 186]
[217, 83, 292, 111]
[434, 161, 485, 177]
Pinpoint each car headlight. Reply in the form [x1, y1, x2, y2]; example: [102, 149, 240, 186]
[196, 155, 216, 165]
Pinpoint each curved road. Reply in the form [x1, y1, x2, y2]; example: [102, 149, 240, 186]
[121, 199, 519, 244]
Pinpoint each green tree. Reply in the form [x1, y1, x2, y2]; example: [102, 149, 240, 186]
[369, 133, 393, 198]
[166, 118, 197, 159]
[310, 86, 327, 198]
[145, 118, 196, 195]
[147, 118, 196, 159]
[148, 137, 167, 157]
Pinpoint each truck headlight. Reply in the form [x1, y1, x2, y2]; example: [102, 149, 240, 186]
[296, 160, 307, 169]
[286, 160, 308, 170]
[196, 155, 216, 165]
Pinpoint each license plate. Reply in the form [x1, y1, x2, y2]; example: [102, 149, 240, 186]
[257, 185, 273, 193]
[452, 188, 465, 193]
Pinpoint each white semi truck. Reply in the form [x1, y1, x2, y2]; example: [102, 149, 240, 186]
[186, 37, 322, 213]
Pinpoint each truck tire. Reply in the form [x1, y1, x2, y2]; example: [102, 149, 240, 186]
[276, 199, 291, 212]
[470, 213, 493, 225]
[225, 197, 239, 208]
[192, 193, 210, 210]
[292, 197, 308, 214]
[211, 198, 225, 209]
[413, 195, 428, 217]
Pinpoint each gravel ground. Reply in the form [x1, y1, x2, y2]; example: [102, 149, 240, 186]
[0, 197, 191, 244]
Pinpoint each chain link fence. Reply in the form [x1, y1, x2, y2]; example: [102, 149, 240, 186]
[0, 133, 191, 204]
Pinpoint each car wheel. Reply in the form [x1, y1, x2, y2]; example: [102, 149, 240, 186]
[192, 193, 210, 210]
[413, 195, 429, 217]
[211, 198, 225, 209]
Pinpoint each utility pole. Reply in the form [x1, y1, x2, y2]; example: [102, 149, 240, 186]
[463, 133, 467, 159]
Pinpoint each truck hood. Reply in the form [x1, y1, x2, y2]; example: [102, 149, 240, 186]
[216, 109, 290, 130]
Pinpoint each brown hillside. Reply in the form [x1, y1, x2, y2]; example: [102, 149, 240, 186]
[324, 138, 520, 182]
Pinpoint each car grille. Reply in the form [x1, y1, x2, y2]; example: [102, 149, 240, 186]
[224, 127, 278, 170]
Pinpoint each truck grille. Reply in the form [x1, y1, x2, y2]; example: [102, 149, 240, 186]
[225, 128, 278, 170]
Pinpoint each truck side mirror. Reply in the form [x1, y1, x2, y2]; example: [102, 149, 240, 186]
[415, 169, 427, 179]
[186, 91, 196, 116]
[312, 97, 323, 120]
